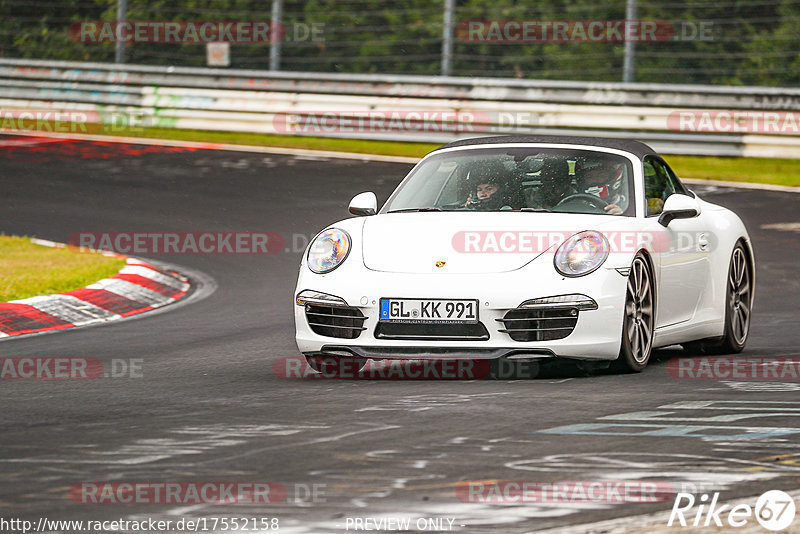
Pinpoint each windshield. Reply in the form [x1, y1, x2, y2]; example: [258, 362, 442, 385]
[382, 147, 636, 216]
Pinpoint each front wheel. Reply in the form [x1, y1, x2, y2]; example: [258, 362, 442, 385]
[613, 253, 655, 373]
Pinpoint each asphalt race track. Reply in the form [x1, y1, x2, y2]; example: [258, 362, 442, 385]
[2, 137, 800, 533]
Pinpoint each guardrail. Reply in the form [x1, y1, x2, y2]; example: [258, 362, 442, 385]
[1, 58, 799, 158]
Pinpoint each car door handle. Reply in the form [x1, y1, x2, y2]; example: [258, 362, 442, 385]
[698, 233, 709, 251]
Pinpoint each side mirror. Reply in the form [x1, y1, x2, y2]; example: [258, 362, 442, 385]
[658, 193, 700, 227]
[348, 192, 378, 216]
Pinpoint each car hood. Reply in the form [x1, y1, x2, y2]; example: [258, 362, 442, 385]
[361, 212, 624, 274]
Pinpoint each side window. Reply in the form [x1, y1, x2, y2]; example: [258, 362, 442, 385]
[661, 160, 689, 196]
[643, 156, 678, 216]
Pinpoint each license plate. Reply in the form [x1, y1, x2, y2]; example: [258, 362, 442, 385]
[379, 298, 478, 323]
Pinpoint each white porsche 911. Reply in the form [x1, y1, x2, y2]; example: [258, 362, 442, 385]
[294, 136, 754, 373]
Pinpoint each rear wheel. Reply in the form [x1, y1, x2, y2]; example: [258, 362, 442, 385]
[683, 243, 752, 355]
[613, 253, 655, 373]
[305, 355, 367, 376]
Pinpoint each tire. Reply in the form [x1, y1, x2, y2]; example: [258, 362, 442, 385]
[612, 253, 655, 373]
[682, 243, 752, 355]
[305, 355, 367, 377]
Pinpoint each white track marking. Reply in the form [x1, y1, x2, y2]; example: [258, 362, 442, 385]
[9, 294, 120, 325]
[118, 265, 189, 291]
[0, 137, 68, 148]
[684, 178, 800, 194]
[84, 278, 175, 307]
[762, 222, 800, 232]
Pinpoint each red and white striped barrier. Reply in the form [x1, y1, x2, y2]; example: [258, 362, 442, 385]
[0, 240, 190, 338]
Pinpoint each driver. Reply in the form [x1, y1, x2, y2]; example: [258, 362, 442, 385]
[530, 158, 575, 210]
[576, 160, 627, 215]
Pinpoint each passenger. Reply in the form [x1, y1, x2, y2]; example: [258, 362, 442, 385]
[464, 161, 522, 210]
[465, 179, 503, 209]
[643, 163, 668, 215]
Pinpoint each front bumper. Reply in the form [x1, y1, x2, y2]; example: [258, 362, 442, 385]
[295, 262, 627, 361]
[305, 345, 555, 360]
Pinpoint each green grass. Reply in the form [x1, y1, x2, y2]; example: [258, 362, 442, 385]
[663, 155, 800, 187]
[20, 123, 800, 186]
[0, 236, 126, 302]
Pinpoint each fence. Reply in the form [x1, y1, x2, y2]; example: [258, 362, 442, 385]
[1, 58, 800, 158]
[2, 0, 799, 86]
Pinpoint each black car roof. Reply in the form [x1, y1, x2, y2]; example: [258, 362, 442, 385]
[433, 135, 658, 159]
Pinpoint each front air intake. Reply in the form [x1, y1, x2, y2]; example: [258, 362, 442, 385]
[305, 304, 367, 339]
[498, 307, 579, 342]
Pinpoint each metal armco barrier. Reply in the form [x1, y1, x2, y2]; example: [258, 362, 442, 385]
[2, 58, 800, 158]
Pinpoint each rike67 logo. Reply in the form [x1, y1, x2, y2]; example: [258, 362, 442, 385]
[669, 490, 796, 531]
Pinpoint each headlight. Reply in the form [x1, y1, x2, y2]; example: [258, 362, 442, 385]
[554, 231, 609, 277]
[307, 228, 351, 274]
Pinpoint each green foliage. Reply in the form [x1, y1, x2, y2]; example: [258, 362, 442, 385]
[0, 0, 797, 85]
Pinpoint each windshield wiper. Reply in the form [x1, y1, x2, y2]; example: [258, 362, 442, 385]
[386, 207, 443, 213]
[517, 207, 552, 212]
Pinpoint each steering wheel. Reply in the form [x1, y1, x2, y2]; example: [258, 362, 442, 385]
[555, 193, 609, 212]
